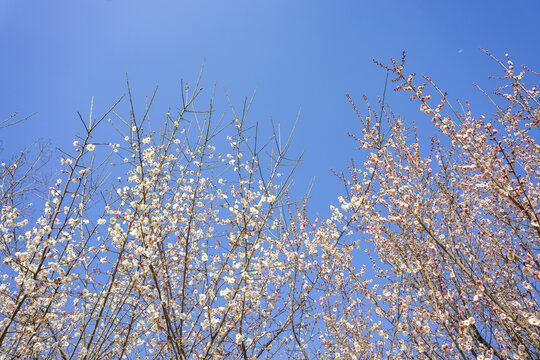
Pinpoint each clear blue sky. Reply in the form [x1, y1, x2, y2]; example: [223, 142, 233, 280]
[2, 0, 539, 212]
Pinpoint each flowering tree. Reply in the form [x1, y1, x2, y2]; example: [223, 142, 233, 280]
[0, 79, 333, 359]
[320, 51, 539, 359]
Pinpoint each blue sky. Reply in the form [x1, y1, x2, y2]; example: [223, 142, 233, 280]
[1, 0, 539, 213]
